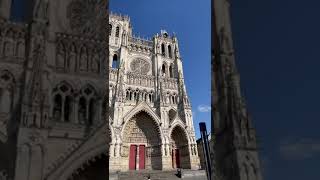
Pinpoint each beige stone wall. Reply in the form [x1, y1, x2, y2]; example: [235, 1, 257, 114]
[108, 13, 199, 171]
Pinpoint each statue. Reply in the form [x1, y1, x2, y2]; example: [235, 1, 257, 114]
[33, 0, 49, 20]
[121, 30, 127, 46]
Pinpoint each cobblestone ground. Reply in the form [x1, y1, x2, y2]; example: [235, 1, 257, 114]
[117, 170, 207, 180]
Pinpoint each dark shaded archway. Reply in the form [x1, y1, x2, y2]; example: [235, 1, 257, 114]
[123, 111, 162, 170]
[68, 153, 108, 180]
[171, 126, 191, 169]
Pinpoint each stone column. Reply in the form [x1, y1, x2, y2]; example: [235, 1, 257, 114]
[161, 143, 165, 156]
[14, 145, 30, 180]
[194, 144, 199, 156]
[28, 145, 43, 180]
[109, 143, 114, 157]
[166, 144, 170, 157]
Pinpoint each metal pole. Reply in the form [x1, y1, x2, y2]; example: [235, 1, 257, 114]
[199, 122, 212, 180]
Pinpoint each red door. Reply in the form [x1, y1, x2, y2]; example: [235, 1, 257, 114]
[139, 145, 145, 169]
[129, 145, 137, 170]
[175, 149, 181, 168]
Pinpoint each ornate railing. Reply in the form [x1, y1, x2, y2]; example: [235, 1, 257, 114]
[126, 72, 155, 88]
[128, 36, 153, 48]
[161, 77, 178, 90]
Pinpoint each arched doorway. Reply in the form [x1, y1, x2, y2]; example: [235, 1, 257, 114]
[66, 124, 111, 180]
[171, 126, 191, 169]
[122, 111, 162, 170]
[67, 153, 108, 180]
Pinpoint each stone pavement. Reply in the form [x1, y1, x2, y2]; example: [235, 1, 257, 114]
[110, 170, 207, 180]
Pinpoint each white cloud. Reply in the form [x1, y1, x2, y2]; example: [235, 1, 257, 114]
[279, 138, 320, 160]
[198, 105, 211, 112]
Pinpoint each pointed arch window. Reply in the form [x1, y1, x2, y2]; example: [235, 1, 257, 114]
[161, 43, 165, 56]
[112, 54, 119, 68]
[78, 97, 87, 124]
[52, 83, 74, 122]
[109, 24, 112, 36]
[168, 45, 172, 58]
[0, 71, 14, 114]
[53, 94, 62, 121]
[88, 99, 95, 125]
[169, 65, 174, 78]
[115, 26, 120, 37]
[162, 64, 166, 76]
[64, 96, 72, 122]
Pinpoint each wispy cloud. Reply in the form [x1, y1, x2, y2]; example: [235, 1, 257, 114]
[198, 105, 211, 112]
[279, 138, 320, 160]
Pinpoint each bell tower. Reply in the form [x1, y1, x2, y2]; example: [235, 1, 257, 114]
[212, 0, 264, 180]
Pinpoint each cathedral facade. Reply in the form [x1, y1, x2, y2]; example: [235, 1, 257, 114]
[0, 0, 109, 180]
[108, 13, 200, 171]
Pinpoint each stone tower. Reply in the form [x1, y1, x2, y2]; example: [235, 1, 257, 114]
[212, 0, 264, 180]
[0, 0, 109, 180]
[108, 13, 200, 171]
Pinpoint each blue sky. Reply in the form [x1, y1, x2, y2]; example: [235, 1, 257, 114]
[231, 0, 320, 179]
[110, 0, 211, 139]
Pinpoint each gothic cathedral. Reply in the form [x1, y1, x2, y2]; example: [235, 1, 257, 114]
[108, 13, 200, 171]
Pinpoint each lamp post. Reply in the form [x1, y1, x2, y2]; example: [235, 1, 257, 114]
[199, 122, 212, 180]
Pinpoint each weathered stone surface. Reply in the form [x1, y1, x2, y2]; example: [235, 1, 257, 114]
[0, 0, 108, 180]
[108, 13, 199, 171]
[212, 0, 264, 180]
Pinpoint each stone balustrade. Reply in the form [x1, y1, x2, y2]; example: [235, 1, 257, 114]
[161, 77, 178, 90]
[126, 72, 155, 88]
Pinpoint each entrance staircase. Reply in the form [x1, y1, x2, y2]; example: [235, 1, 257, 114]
[110, 170, 207, 180]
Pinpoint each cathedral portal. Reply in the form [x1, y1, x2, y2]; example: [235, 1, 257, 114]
[170, 126, 191, 169]
[68, 154, 108, 180]
[122, 111, 162, 170]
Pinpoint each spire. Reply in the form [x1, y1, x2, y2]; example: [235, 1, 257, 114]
[213, 0, 264, 180]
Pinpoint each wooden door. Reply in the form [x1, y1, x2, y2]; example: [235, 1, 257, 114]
[139, 145, 145, 170]
[129, 145, 137, 170]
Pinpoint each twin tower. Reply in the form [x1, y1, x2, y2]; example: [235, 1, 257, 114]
[108, 13, 199, 171]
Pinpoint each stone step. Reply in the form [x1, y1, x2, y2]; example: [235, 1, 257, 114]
[119, 171, 179, 180]
[110, 170, 207, 180]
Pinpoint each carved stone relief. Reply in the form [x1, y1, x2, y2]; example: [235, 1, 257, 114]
[67, 0, 107, 38]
